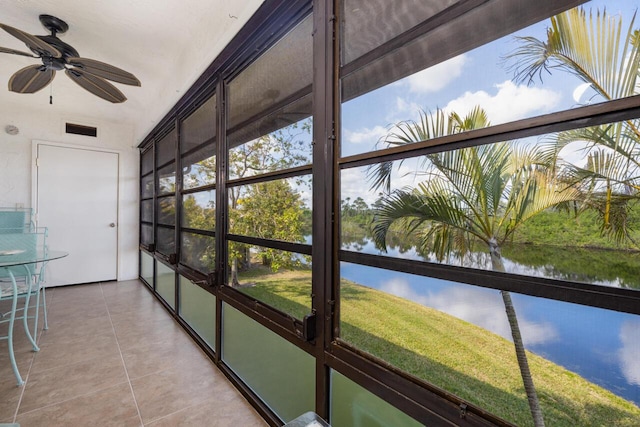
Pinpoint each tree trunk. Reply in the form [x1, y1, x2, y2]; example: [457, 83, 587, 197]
[230, 257, 240, 287]
[489, 239, 545, 427]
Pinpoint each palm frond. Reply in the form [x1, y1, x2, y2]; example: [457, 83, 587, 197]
[505, 7, 640, 100]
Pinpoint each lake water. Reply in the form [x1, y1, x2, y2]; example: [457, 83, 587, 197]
[340, 238, 640, 406]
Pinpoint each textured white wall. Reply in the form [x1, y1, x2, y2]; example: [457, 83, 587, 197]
[0, 102, 139, 280]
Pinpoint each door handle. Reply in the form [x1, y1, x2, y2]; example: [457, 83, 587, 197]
[109, 223, 116, 228]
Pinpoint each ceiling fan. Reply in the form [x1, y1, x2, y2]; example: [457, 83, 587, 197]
[0, 14, 140, 103]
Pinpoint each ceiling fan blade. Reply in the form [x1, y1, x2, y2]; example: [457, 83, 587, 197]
[67, 57, 141, 86]
[0, 23, 61, 58]
[65, 69, 127, 103]
[8, 64, 55, 93]
[0, 46, 37, 57]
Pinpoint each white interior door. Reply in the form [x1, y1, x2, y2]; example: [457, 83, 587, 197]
[36, 144, 118, 286]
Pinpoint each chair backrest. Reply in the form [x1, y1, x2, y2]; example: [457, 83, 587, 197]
[0, 228, 48, 280]
[0, 208, 34, 233]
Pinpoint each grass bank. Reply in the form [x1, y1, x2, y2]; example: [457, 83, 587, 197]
[238, 267, 640, 427]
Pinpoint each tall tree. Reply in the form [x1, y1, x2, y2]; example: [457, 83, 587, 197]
[505, 6, 640, 244]
[370, 107, 579, 427]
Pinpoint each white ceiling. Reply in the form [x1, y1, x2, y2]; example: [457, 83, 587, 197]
[0, 0, 264, 144]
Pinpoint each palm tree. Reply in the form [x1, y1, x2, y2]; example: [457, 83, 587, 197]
[504, 6, 640, 244]
[369, 107, 579, 427]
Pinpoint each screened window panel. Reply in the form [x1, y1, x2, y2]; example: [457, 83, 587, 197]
[141, 149, 153, 175]
[179, 276, 216, 350]
[228, 117, 312, 180]
[156, 128, 177, 167]
[141, 223, 153, 246]
[340, 123, 640, 291]
[182, 190, 215, 230]
[227, 14, 313, 148]
[222, 304, 315, 422]
[227, 242, 311, 320]
[141, 199, 153, 223]
[331, 370, 422, 427]
[181, 232, 215, 274]
[341, 0, 457, 65]
[140, 251, 154, 287]
[228, 95, 312, 152]
[157, 196, 175, 226]
[228, 176, 311, 243]
[180, 94, 216, 155]
[156, 227, 175, 255]
[157, 261, 175, 309]
[339, 262, 640, 425]
[141, 174, 153, 199]
[158, 162, 176, 195]
[182, 144, 216, 190]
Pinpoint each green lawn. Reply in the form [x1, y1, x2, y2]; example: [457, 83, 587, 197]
[239, 267, 640, 427]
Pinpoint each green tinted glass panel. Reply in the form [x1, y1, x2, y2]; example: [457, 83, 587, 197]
[331, 371, 422, 427]
[140, 251, 153, 287]
[156, 261, 175, 309]
[179, 276, 215, 350]
[222, 304, 314, 422]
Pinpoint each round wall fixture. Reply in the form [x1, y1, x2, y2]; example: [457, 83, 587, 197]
[5, 125, 19, 135]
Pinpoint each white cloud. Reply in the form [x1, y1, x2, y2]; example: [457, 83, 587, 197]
[405, 55, 468, 94]
[390, 97, 423, 122]
[444, 80, 561, 125]
[343, 125, 389, 146]
[341, 167, 378, 205]
[619, 319, 640, 385]
[380, 280, 559, 346]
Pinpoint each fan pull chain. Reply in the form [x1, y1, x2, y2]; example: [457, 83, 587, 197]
[49, 81, 53, 105]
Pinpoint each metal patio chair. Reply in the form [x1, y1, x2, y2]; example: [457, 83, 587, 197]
[0, 207, 35, 233]
[0, 228, 48, 385]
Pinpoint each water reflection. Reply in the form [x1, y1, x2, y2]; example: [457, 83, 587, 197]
[385, 281, 560, 346]
[342, 236, 640, 289]
[620, 320, 640, 386]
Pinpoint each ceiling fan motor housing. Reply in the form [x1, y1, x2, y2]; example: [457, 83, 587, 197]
[35, 35, 79, 70]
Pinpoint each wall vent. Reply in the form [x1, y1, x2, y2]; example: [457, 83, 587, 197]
[65, 123, 97, 137]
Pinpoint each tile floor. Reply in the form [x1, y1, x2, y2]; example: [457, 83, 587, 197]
[0, 280, 267, 426]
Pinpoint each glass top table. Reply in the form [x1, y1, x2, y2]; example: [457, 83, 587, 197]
[0, 250, 68, 267]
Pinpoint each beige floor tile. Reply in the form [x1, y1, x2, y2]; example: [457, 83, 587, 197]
[37, 313, 114, 343]
[108, 302, 172, 325]
[16, 382, 141, 427]
[112, 318, 186, 351]
[45, 302, 109, 324]
[0, 374, 25, 422]
[30, 329, 120, 373]
[46, 285, 104, 307]
[131, 363, 227, 424]
[146, 395, 267, 427]
[19, 351, 128, 414]
[104, 294, 161, 316]
[122, 336, 211, 380]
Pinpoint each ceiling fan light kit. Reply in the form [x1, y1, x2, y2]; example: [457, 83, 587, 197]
[0, 14, 140, 103]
